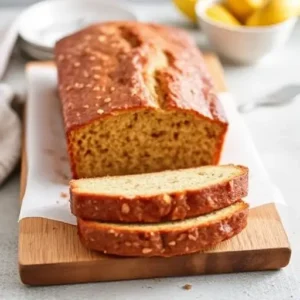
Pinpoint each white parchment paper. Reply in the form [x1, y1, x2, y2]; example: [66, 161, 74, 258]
[19, 64, 285, 225]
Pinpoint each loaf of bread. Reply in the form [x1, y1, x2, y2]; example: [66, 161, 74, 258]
[78, 200, 249, 257]
[55, 21, 228, 179]
[70, 165, 248, 223]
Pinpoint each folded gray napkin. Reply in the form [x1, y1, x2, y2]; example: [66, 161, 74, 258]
[0, 84, 21, 186]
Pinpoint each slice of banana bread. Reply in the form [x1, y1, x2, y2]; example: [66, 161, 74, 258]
[78, 200, 249, 257]
[70, 165, 248, 223]
[55, 21, 228, 179]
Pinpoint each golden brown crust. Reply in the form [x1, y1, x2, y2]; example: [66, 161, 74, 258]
[55, 21, 227, 131]
[77, 201, 249, 257]
[70, 166, 248, 223]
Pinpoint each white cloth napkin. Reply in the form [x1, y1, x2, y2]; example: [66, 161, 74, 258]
[0, 84, 21, 186]
[19, 64, 285, 225]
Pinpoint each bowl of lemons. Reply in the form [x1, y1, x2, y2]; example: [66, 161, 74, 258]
[193, 0, 299, 64]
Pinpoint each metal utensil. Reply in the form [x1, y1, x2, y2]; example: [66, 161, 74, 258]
[238, 84, 300, 113]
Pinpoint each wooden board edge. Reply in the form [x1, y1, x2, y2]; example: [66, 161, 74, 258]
[19, 247, 291, 286]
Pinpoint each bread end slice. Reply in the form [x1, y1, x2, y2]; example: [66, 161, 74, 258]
[78, 200, 249, 257]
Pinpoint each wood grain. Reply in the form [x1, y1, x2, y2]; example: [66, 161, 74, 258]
[19, 54, 291, 286]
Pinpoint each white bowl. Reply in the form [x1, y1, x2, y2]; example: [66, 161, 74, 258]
[18, 0, 137, 53]
[19, 38, 54, 60]
[196, 0, 297, 64]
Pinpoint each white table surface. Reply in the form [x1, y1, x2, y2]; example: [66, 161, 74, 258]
[1, 2, 300, 300]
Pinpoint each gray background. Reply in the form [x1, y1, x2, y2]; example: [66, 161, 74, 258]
[0, 1, 300, 299]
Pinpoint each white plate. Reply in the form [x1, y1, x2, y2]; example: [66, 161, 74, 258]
[18, 0, 137, 51]
[20, 39, 54, 60]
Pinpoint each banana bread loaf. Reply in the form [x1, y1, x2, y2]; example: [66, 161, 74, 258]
[70, 165, 248, 223]
[55, 22, 228, 179]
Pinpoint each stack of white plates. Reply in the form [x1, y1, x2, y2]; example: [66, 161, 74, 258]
[18, 0, 137, 60]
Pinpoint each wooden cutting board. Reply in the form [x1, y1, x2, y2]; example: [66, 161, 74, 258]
[19, 54, 291, 286]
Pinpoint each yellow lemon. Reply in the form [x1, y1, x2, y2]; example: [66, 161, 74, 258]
[206, 4, 241, 26]
[246, 0, 300, 26]
[245, 13, 261, 26]
[173, 0, 198, 23]
[226, 0, 266, 22]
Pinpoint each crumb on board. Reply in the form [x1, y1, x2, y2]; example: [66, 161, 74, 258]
[182, 284, 192, 290]
[60, 192, 68, 198]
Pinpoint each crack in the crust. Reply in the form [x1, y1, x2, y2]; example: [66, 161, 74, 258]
[145, 49, 172, 109]
[118, 25, 141, 48]
[163, 50, 174, 67]
[153, 71, 165, 109]
[117, 25, 174, 110]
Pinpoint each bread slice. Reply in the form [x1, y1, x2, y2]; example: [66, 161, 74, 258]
[78, 200, 249, 257]
[70, 165, 248, 223]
